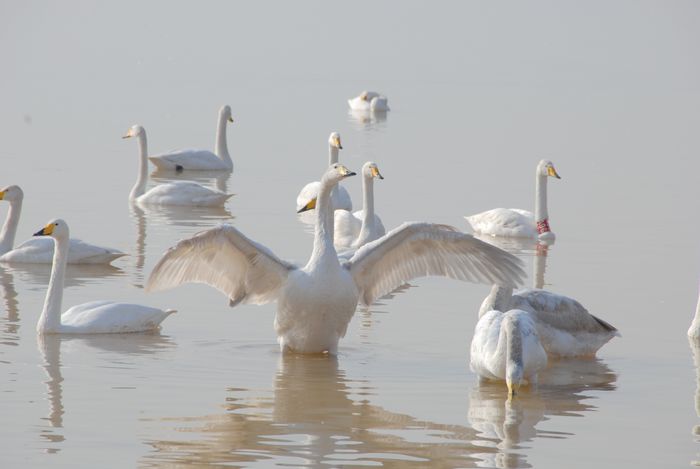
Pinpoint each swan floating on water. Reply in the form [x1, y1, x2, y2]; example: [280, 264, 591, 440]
[123, 125, 233, 207]
[348, 91, 390, 112]
[0, 185, 125, 265]
[479, 285, 619, 357]
[465, 160, 561, 241]
[33, 219, 175, 334]
[147, 164, 525, 354]
[148, 105, 234, 171]
[296, 133, 352, 212]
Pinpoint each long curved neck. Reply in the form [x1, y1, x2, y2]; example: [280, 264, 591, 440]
[504, 317, 524, 382]
[328, 145, 339, 165]
[0, 198, 22, 255]
[37, 236, 69, 333]
[534, 172, 548, 223]
[479, 285, 514, 318]
[306, 180, 340, 269]
[358, 174, 375, 239]
[215, 113, 232, 169]
[130, 133, 149, 200]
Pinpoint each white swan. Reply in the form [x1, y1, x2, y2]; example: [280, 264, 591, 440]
[296, 133, 352, 212]
[334, 161, 385, 249]
[470, 307, 548, 398]
[465, 160, 561, 241]
[148, 105, 234, 171]
[479, 285, 619, 357]
[146, 164, 525, 354]
[348, 91, 390, 112]
[33, 218, 175, 334]
[0, 185, 125, 265]
[123, 125, 233, 207]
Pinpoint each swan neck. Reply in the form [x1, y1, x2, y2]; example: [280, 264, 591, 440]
[479, 285, 513, 318]
[130, 133, 149, 200]
[0, 198, 22, 255]
[307, 181, 340, 268]
[328, 146, 339, 165]
[215, 112, 233, 169]
[504, 317, 524, 381]
[535, 173, 548, 222]
[361, 174, 375, 222]
[38, 237, 68, 333]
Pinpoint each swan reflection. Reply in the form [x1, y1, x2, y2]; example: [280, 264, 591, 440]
[0, 268, 19, 346]
[4, 263, 124, 292]
[348, 109, 388, 129]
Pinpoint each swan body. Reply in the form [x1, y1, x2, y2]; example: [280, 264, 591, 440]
[34, 219, 175, 334]
[124, 125, 233, 207]
[0, 185, 125, 265]
[334, 162, 385, 249]
[147, 164, 525, 354]
[148, 105, 234, 171]
[479, 286, 619, 358]
[470, 308, 548, 397]
[465, 160, 560, 241]
[348, 91, 390, 112]
[296, 133, 352, 212]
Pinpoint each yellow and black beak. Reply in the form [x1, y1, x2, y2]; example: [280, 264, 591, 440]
[33, 223, 55, 237]
[548, 165, 561, 179]
[121, 132, 132, 139]
[371, 166, 384, 180]
[333, 137, 343, 150]
[228, 116, 234, 123]
[338, 165, 356, 178]
[507, 382, 520, 401]
[297, 198, 317, 213]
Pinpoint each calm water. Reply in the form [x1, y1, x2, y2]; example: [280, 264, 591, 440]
[2, 2, 700, 467]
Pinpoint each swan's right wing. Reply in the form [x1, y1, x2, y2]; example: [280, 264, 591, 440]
[146, 225, 296, 305]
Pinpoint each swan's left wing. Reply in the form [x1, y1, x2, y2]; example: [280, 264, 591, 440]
[146, 225, 296, 306]
[344, 222, 526, 306]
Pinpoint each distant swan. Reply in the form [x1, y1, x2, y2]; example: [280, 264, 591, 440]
[348, 91, 390, 112]
[465, 160, 561, 241]
[147, 164, 525, 354]
[123, 125, 233, 207]
[334, 161, 385, 249]
[479, 285, 619, 357]
[296, 133, 352, 212]
[34, 219, 175, 334]
[148, 105, 234, 171]
[0, 185, 125, 265]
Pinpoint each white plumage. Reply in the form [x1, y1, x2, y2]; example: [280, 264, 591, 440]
[148, 105, 234, 171]
[33, 219, 175, 334]
[348, 91, 390, 112]
[147, 164, 525, 354]
[123, 125, 233, 207]
[296, 132, 352, 212]
[0, 185, 125, 265]
[334, 162, 385, 249]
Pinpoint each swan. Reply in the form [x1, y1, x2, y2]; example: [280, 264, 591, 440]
[470, 307, 548, 398]
[479, 285, 619, 357]
[146, 164, 525, 354]
[33, 218, 175, 334]
[148, 105, 234, 171]
[296, 133, 352, 212]
[333, 161, 385, 249]
[465, 160, 561, 241]
[348, 91, 390, 112]
[0, 185, 125, 265]
[687, 284, 700, 339]
[123, 125, 233, 207]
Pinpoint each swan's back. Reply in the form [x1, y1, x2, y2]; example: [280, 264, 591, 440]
[0, 237, 125, 265]
[60, 301, 175, 333]
[149, 149, 230, 171]
[465, 208, 536, 238]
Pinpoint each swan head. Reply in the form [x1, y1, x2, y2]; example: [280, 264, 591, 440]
[33, 218, 69, 240]
[122, 125, 145, 139]
[537, 160, 561, 179]
[0, 185, 24, 203]
[506, 365, 524, 400]
[297, 164, 356, 213]
[329, 132, 342, 150]
[363, 162, 384, 180]
[220, 105, 234, 123]
[360, 91, 370, 101]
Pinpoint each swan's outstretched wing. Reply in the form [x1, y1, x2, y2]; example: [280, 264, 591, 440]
[344, 222, 526, 306]
[146, 225, 296, 305]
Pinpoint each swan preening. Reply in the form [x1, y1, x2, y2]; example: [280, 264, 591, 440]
[471, 284, 619, 396]
[333, 161, 385, 249]
[465, 160, 561, 242]
[147, 164, 525, 354]
[0, 185, 125, 265]
[296, 132, 352, 212]
[148, 105, 234, 171]
[348, 91, 390, 112]
[33, 219, 175, 334]
[124, 125, 233, 207]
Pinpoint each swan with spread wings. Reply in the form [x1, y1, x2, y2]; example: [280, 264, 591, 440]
[147, 164, 525, 354]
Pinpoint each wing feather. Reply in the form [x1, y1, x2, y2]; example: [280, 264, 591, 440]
[345, 222, 526, 305]
[146, 225, 296, 305]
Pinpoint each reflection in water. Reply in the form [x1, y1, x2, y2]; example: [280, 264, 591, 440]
[129, 203, 147, 287]
[136, 201, 233, 227]
[348, 109, 388, 130]
[145, 354, 497, 467]
[0, 268, 20, 348]
[37, 333, 175, 455]
[5, 263, 125, 292]
[150, 168, 233, 194]
[469, 358, 617, 468]
[689, 338, 700, 466]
